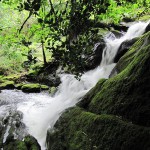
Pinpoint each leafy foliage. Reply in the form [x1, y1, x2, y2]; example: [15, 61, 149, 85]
[0, 0, 149, 75]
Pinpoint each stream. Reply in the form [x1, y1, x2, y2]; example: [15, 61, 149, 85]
[0, 21, 149, 150]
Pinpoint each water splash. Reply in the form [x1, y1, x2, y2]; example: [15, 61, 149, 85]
[101, 21, 149, 65]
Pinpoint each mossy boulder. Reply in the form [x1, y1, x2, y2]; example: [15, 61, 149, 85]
[24, 135, 41, 150]
[111, 29, 123, 38]
[114, 37, 139, 63]
[46, 31, 150, 149]
[88, 32, 150, 126]
[139, 14, 150, 22]
[0, 76, 5, 83]
[41, 85, 49, 90]
[21, 83, 41, 93]
[78, 78, 107, 109]
[21, 83, 49, 93]
[0, 81, 15, 90]
[26, 61, 61, 87]
[84, 39, 105, 70]
[2, 74, 21, 82]
[3, 135, 41, 150]
[49, 86, 57, 96]
[47, 107, 150, 150]
[15, 83, 23, 90]
[111, 31, 150, 77]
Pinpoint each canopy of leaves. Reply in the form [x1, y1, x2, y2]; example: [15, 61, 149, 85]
[0, 0, 149, 75]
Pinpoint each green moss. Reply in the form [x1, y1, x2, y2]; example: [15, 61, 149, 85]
[24, 136, 41, 150]
[4, 140, 27, 150]
[116, 32, 150, 73]
[47, 107, 150, 150]
[21, 83, 41, 93]
[88, 32, 150, 126]
[27, 70, 39, 79]
[2, 74, 21, 82]
[49, 86, 57, 95]
[46, 32, 150, 150]
[16, 141, 27, 150]
[0, 76, 5, 83]
[21, 83, 49, 93]
[78, 78, 107, 109]
[0, 81, 15, 90]
[15, 83, 23, 90]
[138, 14, 150, 21]
[41, 85, 49, 90]
[3, 136, 40, 150]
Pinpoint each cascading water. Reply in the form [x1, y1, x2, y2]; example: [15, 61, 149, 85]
[0, 21, 149, 150]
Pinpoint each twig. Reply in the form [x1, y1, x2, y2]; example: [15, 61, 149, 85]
[18, 11, 33, 33]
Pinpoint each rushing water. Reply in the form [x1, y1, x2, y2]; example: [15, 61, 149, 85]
[0, 21, 149, 150]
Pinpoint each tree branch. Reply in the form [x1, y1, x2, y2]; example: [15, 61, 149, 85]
[48, 0, 56, 16]
[18, 11, 33, 33]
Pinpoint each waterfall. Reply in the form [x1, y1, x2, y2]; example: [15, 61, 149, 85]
[0, 21, 149, 150]
[101, 21, 148, 65]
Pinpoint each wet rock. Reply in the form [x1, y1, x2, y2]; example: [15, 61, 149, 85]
[21, 83, 41, 93]
[49, 86, 57, 96]
[0, 111, 27, 149]
[109, 66, 118, 78]
[111, 30, 124, 38]
[3, 135, 41, 150]
[26, 61, 61, 87]
[84, 40, 105, 70]
[41, 85, 49, 90]
[114, 37, 138, 63]
[0, 81, 15, 90]
[145, 22, 150, 33]
[122, 17, 135, 22]
[2, 74, 21, 82]
[15, 83, 23, 90]
[110, 23, 128, 32]
[24, 135, 41, 150]
[0, 123, 5, 148]
[21, 83, 49, 93]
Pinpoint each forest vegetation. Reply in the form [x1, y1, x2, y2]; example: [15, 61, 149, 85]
[0, 0, 150, 150]
[0, 0, 149, 76]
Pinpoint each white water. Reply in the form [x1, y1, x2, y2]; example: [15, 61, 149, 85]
[0, 21, 149, 150]
[101, 21, 149, 65]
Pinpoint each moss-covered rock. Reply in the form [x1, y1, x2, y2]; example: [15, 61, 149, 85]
[15, 83, 24, 90]
[114, 37, 139, 63]
[24, 135, 41, 150]
[3, 135, 41, 150]
[4, 139, 27, 150]
[138, 14, 150, 22]
[88, 32, 150, 126]
[49, 86, 57, 96]
[47, 107, 150, 150]
[78, 78, 107, 109]
[41, 85, 49, 90]
[21, 84, 41, 93]
[21, 83, 49, 93]
[26, 61, 61, 87]
[0, 81, 15, 90]
[2, 74, 21, 82]
[46, 32, 150, 149]
[111, 31, 150, 76]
